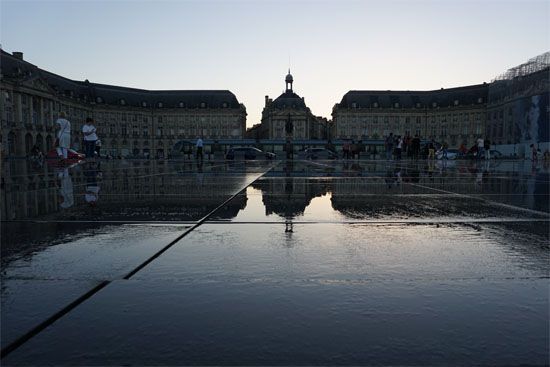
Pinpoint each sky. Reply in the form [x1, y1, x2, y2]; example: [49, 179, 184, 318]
[1, 0, 549, 127]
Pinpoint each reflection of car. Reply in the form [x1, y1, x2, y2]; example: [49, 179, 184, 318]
[436, 149, 460, 160]
[304, 148, 338, 160]
[225, 147, 276, 160]
[46, 148, 85, 162]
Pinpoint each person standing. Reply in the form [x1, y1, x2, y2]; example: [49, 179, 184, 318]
[56, 112, 71, 161]
[412, 135, 421, 160]
[428, 139, 436, 160]
[484, 138, 491, 160]
[476, 137, 484, 160]
[196, 137, 204, 161]
[530, 144, 538, 163]
[82, 117, 98, 159]
[385, 133, 394, 160]
[396, 136, 403, 160]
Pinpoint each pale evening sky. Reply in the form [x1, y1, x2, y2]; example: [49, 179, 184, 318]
[1, 0, 549, 127]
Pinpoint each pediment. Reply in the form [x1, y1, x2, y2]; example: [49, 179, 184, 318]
[21, 76, 56, 94]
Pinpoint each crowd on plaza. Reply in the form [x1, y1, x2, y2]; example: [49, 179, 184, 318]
[18, 114, 550, 165]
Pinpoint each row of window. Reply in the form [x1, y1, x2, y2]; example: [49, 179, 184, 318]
[96, 97, 230, 109]
[348, 98, 484, 109]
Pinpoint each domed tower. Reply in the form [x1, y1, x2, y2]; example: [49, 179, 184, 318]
[285, 69, 293, 92]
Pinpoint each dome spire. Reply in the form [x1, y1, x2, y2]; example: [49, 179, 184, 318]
[285, 69, 293, 92]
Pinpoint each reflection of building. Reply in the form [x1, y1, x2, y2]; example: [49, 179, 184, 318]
[332, 84, 488, 148]
[0, 160, 250, 220]
[258, 71, 325, 139]
[487, 52, 549, 156]
[0, 50, 247, 158]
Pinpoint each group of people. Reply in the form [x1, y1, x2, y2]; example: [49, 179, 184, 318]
[54, 113, 101, 163]
[384, 133, 423, 160]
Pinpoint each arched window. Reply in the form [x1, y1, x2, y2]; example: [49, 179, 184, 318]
[200, 102, 206, 108]
[96, 97, 103, 103]
[120, 99, 126, 106]
[157, 102, 163, 108]
[222, 102, 228, 108]
[142, 101, 147, 107]
[179, 102, 185, 108]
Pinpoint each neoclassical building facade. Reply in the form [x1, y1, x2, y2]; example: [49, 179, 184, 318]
[332, 84, 488, 148]
[258, 71, 325, 140]
[0, 50, 247, 158]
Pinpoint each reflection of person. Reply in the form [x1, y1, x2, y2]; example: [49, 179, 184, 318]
[196, 137, 203, 161]
[82, 117, 98, 159]
[95, 139, 102, 158]
[83, 162, 101, 206]
[57, 167, 74, 208]
[56, 111, 71, 161]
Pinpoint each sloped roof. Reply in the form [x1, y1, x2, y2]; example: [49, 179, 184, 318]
[337, 84, 489, 110]
[1, 49, 242, 109]
[271, 90, 307, 109]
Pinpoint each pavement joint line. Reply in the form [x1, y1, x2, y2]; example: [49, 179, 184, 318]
[4, 218, 549, 225]
[122, 162, 279, 280]
[200, 219, 550, 224]
[410, 182, 550, 217]
[0, 280, 110, 359]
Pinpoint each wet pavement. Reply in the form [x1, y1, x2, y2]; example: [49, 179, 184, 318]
[1, 158, 548, 365]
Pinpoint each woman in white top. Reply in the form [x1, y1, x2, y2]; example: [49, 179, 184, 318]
[82, 117, 98, 158]
[56, 111, 71, 160]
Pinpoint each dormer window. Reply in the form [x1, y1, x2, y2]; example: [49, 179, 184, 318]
[120, 99, 126, 106]
[200, 102, 206, 108]
[179, 102, 185, 108]
[432, 102, 437, 107]
[394, 102, 399, 108]
[142, 101, 147, 107]
[96, 97, 103, 103]
[477, 97, 483, 103]
[222, 102, 228, 108]
[373, 102, 379, 108]
[351, 102, 357, 108]
[454, 100, 459, 106]
[157, 102, 163, 108]
[416, 102, 421, 108]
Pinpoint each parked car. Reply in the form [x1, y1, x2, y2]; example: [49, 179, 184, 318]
[303, 148, 338, 160]
[46, 148, 85, 163]
[225, 147, 276, 160]
[436, 148, 460, 160]
[489, 150, 503, 159]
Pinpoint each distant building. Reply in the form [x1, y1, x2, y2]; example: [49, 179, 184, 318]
[0, 49, 247, 158]
[332, 84, 488, 148]
[259, 71, 324, 140]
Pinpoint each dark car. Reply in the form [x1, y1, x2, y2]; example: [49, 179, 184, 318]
[225, 147, 276, 160]
[303, 148, 338, 160]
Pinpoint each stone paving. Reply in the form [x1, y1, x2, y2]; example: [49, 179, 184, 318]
[1, 159, 548, 365]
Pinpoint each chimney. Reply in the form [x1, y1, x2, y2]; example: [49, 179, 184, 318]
[265, 95, 269, 106]
[12, 52, 23, 60]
